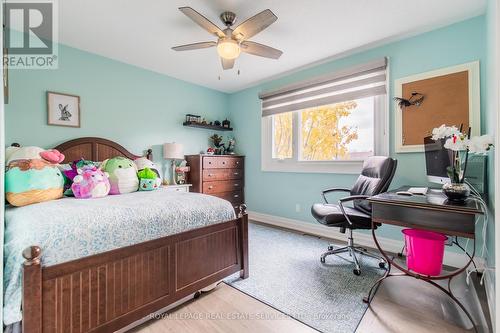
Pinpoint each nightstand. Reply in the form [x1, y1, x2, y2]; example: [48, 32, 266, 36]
[161, 184, 192, 192]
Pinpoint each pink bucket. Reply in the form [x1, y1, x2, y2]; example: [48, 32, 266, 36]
[402, 229, 447, 276]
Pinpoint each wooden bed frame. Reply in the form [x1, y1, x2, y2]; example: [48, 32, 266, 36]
[21, 137, 249, 333]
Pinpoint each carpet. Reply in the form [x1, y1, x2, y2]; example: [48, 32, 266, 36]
[226, 222, 385, 333]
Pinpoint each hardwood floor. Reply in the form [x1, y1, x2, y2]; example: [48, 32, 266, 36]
[129, 283, 316, 333]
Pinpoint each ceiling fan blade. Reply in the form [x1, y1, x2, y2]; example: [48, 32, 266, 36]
[240, 41, 282, 59]
[232, 9, 277, 40]
[172, 41, 217, 51]
[179, 7, 225, 38]
[221, 58, 235, 70]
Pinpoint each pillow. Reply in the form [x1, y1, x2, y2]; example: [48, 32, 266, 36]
[101, 156, 138, 194]
[71, 166, 110, 199]
[134, 157, 162, 187]
[5, 159, 64, 207]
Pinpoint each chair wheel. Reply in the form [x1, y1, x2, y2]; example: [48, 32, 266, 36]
[320, 257, 326, 263]
[379, 262, 386, 269]
[328, 245, 334, 251]
[353, 269, 361, 276]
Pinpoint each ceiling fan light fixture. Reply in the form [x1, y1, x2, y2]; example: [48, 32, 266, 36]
[217, 38, 240, 60]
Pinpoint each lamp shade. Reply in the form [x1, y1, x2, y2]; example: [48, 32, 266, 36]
[163, 143, 184, 160]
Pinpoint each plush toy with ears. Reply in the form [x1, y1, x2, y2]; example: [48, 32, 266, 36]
[71, 166, 110, 199]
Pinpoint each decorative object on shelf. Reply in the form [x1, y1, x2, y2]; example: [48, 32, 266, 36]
[222, 119, 231, 128]
[226, 137, 236, 155]
[185, 114, 201, 123]
[431, 124, 494, 202]
[163, 142, 185, 185]
[214, 120, 221, 126]
[394, 92, 424, 109]
[210, 134, 225, 155]
[47, 91, 81, 128]
[206, 147, 215, 155]
[201, 118, 208, 125]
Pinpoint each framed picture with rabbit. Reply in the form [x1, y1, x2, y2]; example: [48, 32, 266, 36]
[47, 91, 81, 127]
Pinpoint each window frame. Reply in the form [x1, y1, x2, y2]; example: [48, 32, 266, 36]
[261, 94, 389, 174]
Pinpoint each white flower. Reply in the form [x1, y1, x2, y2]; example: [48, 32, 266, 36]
[468, 134, 494, 154]
[431, 124, 461, 140]
[444, 136, 469, 151]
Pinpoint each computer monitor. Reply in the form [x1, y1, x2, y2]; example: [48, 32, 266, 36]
[424, 136, 452, 184]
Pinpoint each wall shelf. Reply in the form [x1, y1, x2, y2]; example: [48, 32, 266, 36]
[183, 121, 233, 131]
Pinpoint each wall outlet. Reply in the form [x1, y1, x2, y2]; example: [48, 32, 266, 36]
[295, 204, 301, 212]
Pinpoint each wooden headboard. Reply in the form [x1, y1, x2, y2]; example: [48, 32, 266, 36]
[53, 137, 153, 163]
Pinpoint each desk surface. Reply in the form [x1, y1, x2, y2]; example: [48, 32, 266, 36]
[369, 186, 483, 216]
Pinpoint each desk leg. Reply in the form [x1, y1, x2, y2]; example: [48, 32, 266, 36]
[363, 221, 479, 333]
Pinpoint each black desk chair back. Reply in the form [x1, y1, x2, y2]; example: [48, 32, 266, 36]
[311, 156, 397, 275]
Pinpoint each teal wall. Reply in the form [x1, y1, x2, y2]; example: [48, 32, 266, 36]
[5, 44, 231, 176]
[228, 16, 488, 245]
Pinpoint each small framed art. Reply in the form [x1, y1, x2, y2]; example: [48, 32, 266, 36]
[47, 91, 81, 127]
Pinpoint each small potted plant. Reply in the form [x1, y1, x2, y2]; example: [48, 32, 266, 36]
[431, 124, 494, 202]
[210, 134, 225, 155]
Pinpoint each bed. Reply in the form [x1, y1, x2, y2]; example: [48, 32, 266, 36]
[5, 137, 249, 333]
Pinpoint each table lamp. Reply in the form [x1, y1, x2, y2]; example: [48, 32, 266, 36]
[163, 142, 184, 185]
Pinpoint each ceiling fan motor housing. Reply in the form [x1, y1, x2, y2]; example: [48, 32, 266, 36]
[220, 11, 236, 26]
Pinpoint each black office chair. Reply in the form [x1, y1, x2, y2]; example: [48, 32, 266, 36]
[311, 156, 397, 275]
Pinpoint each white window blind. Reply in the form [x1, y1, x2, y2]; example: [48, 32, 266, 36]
[259, 58, 388, 117]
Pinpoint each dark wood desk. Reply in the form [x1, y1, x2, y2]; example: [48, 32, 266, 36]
[364, 187, 484, 332]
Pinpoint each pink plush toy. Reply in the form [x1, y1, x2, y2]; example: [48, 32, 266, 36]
[71, 166, 111, 199]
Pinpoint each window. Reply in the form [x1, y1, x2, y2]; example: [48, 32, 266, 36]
[261, 59, 388, 174]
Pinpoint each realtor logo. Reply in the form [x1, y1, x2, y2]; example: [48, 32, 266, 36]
[3, 0, 58, 69]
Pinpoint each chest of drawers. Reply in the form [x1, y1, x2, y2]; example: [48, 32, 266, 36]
[185, 155, 245, 211]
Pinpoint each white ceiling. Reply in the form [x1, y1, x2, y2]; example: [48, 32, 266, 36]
[58, 0, 486, 93]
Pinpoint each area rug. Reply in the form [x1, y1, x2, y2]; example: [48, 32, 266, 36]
[225, 222, 385, 333]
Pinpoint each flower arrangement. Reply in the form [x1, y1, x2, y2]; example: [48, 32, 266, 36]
[431, 124, 494, 184]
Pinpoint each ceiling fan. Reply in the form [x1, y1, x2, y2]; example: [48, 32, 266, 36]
[172, 7, 283, 70]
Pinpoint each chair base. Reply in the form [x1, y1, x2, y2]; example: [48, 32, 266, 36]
[320, 229, 386, 275]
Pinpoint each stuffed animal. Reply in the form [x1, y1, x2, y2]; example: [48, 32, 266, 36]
[62, 159, 99, 195]
[138, 167, 160, 191]
[5, 159, 64, 207]
[6, 146, 65, 165]
[101, 156, 138, 194]
[71, 166, 111, 199]
[134, 157, 162, 187]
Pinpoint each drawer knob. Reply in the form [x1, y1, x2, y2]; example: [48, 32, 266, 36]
[234, 172, 239, 176]
[236, 161, 240, 165]
[208, 174, 213, 177]
[234, 183, 239, 187]
[208, 162, 212, 164]
[208, 186, 213, 189]
[234, 194, 239, 198]
[222, 161, 226, 164]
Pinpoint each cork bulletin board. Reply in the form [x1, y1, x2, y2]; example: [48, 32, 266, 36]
[395, 61, 480, 153]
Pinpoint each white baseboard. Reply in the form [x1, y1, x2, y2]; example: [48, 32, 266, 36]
[248, 210, 485, 270]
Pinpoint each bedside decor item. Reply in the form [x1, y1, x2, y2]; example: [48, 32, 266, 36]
[206, 147, 215, 155]
[185, 114, 201, 123]
[210, 134, 225, 155]
[163, 142, 184, 185]
[47, 91, 81, 128]
[431, 124, 494, 202]
[222, 119, 231, 128]
[101, 156, 139, 194]
[175, 164, 190, 185]
[395, 61, 480, 153]
[71, 166, 111, 199]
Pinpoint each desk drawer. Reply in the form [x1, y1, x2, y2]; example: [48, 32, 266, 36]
[203, 169, 243, 181]
[203, 156, 243, 169]
[371, 203, 475, 238]
[203, 180, 243, 194]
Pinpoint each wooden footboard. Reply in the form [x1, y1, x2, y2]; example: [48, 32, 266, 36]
[22, 209, 249, 333]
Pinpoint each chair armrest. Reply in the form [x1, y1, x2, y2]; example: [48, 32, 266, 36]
[337, 195, 370, 226]
[321, 188, 351, 203]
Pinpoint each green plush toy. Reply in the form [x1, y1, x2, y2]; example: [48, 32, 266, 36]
[138, 167, 159, 191]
